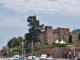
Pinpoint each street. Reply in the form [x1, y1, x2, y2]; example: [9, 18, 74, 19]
[0, 58, 73, 60]
[56, 59, 69, 60]
[0, 58, 6, 60]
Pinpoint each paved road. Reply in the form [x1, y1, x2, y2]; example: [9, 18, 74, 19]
[56, 58, 75, 60]
[55, 58, 70, 60]
[0, 58, 6, 60]
[0, 58, 71, 60]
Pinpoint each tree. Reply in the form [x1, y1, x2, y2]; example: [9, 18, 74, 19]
[25, 15, 44, 44]
[68, 35, 72, 43]
[78, 33, 80, 40]
[7, 36, 24, 48]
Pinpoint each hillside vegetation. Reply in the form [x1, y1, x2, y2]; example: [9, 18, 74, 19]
[72, 29, 80, 34]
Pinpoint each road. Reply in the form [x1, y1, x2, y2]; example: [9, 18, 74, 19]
[56, 58, 73, 60]
[0, 58, 6, 60]
[53, 58, 71, 60]
[0, 58, 71, 60]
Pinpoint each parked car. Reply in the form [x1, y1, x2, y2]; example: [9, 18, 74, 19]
[26, 56, 40, 60]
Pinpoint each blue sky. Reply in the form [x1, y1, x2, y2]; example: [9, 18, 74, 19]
[0, 0, 80, 50]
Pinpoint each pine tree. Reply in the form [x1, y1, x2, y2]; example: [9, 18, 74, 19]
[25, 15, 44, 43]
[78, 33, 80, 40]
[69, 35, 72, 43]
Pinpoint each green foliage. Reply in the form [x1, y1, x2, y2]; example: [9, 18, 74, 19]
[78, 33, 80, 40]
[50, 45, 55, 48]
[9, 46, 22, 55]
[44, 42, 49, 45]
[13, 49, 22, 55]
[58, 44, 66, 47]
[7, 36, 24, 48]
[72, 29, 80, 34]
[52, 42, 56, 45]
[25, 15, 44, 44]
[69, 35, 72, 43]
[52, 42, 66, 47]
[67, 40, 76, 45]
[55, 43, 66, 47]
[67, 43, 75, 45]
[72, 40, 75, 43]
[34, 47, 40, 51]
[25, 47, 31, 53]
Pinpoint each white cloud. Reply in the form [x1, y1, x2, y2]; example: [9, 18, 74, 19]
[0, 0, 80, 16]
[0, 13, 27, 28]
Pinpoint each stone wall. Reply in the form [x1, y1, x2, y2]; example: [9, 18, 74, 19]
[0, 46, 9, 57]
[39, 26, 78, 45]
[25, 45, 67, 58]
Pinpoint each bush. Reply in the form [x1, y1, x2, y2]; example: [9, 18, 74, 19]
[52, 42, 56, 45]
[69, 35, 72, 43]
[59, 44, 67, 47]
[25, 47, 31, 53]
[13, 49, 22, 55]
[49, 45, 55, 48]
[67, 43, 75, 45]
[67, 39, 76, 45]
[54, 43, 66, 47]
[34, 47, 40, 51]
[44, 42, 49, 45]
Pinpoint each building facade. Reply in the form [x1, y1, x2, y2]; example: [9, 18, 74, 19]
[0, 46, 9, 57]
[39, 26, 78, 45]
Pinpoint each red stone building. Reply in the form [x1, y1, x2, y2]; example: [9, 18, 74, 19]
[38, 26, 78, 45]
[0, 46, 9, 57]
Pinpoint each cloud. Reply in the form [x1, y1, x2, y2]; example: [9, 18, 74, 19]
[0, 13, 27, 28]
[0, 0, 80, 16]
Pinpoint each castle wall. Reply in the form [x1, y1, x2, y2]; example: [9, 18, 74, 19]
[0, 46, 9, 57]
[53, 28, 70, 42]
[39, 31, 45, 45]
[44, 26, 53, 44]
[70, 33, 78, 42]
[39, 26, 78, 45]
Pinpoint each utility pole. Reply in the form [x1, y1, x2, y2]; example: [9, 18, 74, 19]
[0, 38, 1, 41]
[58, 27, 60, 41]
[12, 42, 13, 57]
[22, 40, 24, 57]
[0, 38, 1, 56]
[32, 40, 33, 56]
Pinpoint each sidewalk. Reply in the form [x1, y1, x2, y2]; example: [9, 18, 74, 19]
[55, 58, 69, 60]
[0, 58, 6, 60]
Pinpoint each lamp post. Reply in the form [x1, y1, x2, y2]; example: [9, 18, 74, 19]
[12, 42, 13, 57]
[0, 38, 1, 41]
[62, 31, 64, 40]
[74, 46, 75, 57]
[32, 40, 33, 56]
[22, 40, 24, 57]
[0, 38, 1, 56]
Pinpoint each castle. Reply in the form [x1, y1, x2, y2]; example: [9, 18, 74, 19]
[0, 26, 79, 57]
[37, 26, 78, 45]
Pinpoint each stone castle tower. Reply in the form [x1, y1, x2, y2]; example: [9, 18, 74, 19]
[44, 26, 53, 44]
[39, 26, 78, 45]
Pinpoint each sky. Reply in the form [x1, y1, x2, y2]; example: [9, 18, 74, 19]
[0, 0, 80, 50]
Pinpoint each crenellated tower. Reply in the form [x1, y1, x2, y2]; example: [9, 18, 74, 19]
[44, 26, 53, 44]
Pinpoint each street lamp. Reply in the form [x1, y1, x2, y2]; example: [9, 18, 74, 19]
[12, 42, 13, 57]
[32, 40, 33, 56]
[62, 32, 64, 40]
[0, 38, 1, 41]
[74, 46, 75, 57]
[22, 40, 24, 57]
[0, 38, 1, 56]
